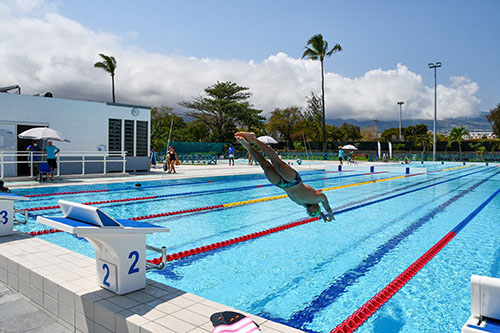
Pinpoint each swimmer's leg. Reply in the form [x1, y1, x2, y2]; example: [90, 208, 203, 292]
[236, 137, 281, 185]
[236, 132, 296, 182]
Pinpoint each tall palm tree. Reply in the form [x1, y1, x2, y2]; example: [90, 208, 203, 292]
[94, 53, 117, 103]
[302, 34, 342, 152]
[414, 132, 433, 161]
[448, 126, 469, 157]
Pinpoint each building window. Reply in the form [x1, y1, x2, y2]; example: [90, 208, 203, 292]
[108, 119, 122, 152]
[124, 120, 134, 156]
[136, 121, 148, 156]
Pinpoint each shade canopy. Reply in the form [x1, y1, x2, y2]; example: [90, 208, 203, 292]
[18, 127, 70, 142]
[342, 144, 358, 150]
[257, 136, 278, 144]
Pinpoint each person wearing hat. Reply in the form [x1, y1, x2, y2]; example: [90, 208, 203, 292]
[45, 140, 60, 180]
[235, 132, 334, 222]
[338, 146, 344, 165]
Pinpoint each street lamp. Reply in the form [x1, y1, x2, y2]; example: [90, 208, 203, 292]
[428, 61, 442, 161]
[397, 101, 404, 141]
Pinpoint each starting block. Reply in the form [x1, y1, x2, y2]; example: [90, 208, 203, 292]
[0, 193, 29, 236]
[462, 275, 500, 332]
[37, 200, 169, 295]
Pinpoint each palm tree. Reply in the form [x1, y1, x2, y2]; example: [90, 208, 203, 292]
[414, 132, 433, 161]
[448, 126, 469, 157]
[94, 54, 117, 103]
[302, 34, 342, 152]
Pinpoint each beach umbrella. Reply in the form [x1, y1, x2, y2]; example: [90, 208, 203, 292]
[18, 127, 70, 142]
[257, 136, 278, 144]
[342, 144, 358, 150]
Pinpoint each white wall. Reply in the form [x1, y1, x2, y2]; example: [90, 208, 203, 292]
[0, 93, 150, 153]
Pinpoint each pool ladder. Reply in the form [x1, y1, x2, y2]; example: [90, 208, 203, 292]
[145, 244, 167, 271]
[14, 209, 28, 224]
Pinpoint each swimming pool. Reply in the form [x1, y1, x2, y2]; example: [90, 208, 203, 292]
[12, 164, 500, 332]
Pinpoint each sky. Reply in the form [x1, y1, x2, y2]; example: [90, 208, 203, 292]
[1, 0, 499, 122]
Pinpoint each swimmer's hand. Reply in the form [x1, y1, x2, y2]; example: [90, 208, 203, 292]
[320, 212, 334, 223]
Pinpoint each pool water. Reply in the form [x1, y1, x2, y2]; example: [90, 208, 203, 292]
[12, 164, 500, 332]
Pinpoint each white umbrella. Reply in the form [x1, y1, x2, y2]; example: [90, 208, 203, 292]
[342, 144, 358, 150]
[18, 127, 70, 142]
[257, 135, 278, 144]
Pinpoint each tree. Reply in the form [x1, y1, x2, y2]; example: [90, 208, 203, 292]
[150, 107, 186, 152]
[469, 140, 486, 161]
[448, 126, 469, 156]
[94, 53, 117, 103]
[380, 128, 400, 142]
[302, 34, 342, 152]
[340, 123, 362, 141]
[266, 107, 303, 146]
[487, 103, 500, 137]
[180, 81, 264, 143]
[414, 132, 433, 160]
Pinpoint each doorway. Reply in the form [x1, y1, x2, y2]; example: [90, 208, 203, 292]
[17, 124, 42, 176]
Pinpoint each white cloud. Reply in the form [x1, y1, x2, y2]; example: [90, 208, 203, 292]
[0, 1, 481, 121]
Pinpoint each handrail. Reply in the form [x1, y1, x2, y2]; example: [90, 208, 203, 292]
[0, 150, 128, 179]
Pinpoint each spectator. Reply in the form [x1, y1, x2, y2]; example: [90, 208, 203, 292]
[26, 140, 42, 176]
[45, 140, 60, 180]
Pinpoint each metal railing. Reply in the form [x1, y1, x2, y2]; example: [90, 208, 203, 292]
[0, 151, 127, 179]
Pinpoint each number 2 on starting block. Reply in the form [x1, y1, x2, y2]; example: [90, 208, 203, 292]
[97, 259, 117, 292]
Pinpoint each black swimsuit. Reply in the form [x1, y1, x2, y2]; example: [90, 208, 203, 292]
[275, 172, 302, 189]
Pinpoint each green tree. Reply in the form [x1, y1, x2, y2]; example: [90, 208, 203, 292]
[150, 107, 186, 152]
[183, 120, 210, 142]
[180, 81, 264, 142]
[94, 53, 117, 103]
[403, 124, 429, 141]
[448, 126, 469, 156]
[487, 103, 500, 137]
[414, 132, 433, 160]
[340, 123, 362, 141]
[469, 140, 486, 161]
[380, 128, 400, 142]
[266, 107, 303, 146]
[302, 34, 342, 152]
[327, 124, 343, 142]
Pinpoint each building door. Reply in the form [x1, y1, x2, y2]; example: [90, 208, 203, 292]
[17, 124, 41, 176]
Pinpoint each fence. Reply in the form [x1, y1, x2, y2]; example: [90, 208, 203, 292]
[0, 151, 127, 179]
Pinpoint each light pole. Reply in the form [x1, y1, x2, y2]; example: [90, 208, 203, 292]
[428, 62, 442, 161]
[397, 101, 404, 141]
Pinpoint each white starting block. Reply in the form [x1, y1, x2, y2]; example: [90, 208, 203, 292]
[0, 193, 29, 236]
[36, 200, 169, 295]
[462, 275, 500, 332]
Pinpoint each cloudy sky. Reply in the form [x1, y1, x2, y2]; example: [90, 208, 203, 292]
[1, 0, 498, 121]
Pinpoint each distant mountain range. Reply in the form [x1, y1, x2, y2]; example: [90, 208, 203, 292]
[328, 113, 492, 134]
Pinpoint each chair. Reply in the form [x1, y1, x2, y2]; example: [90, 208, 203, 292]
[38, 163, 51, 181]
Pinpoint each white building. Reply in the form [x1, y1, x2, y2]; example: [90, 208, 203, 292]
[0, 93, 151, 177]
[464, 131, 497, 140]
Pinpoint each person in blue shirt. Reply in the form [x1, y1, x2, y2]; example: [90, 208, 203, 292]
[228, 144, 235, 166]
[338, 146, 344, 165]
[26, 140, 42, 176]
[45, 141, 60, 180]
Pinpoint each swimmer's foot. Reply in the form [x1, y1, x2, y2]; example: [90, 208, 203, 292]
[235, 132, 257, 143]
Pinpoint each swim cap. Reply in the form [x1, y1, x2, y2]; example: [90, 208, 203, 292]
[307, 207, 322, 217]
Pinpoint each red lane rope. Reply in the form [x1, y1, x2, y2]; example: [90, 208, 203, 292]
[24, 229, 63, 236]
[331, 232, 455, 333]
[146, 216, 321, 264]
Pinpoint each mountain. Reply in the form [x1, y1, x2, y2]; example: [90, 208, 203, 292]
[327, 113, 492, 134]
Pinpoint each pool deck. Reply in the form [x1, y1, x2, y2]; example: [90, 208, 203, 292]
[0, 159, 431, 333]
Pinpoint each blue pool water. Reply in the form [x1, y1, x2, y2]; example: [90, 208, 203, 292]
[12, 163, 500, 332]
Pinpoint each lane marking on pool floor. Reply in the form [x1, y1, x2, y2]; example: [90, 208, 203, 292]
[331, 185, 500, 333]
